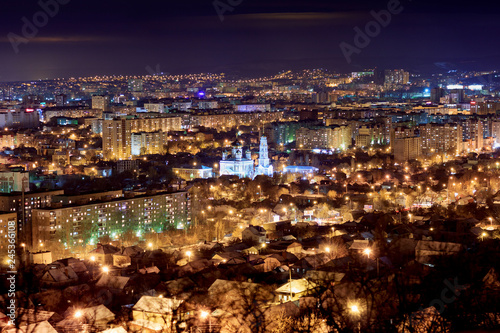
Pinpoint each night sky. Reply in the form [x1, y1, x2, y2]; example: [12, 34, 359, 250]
[1, 0, 500, 81]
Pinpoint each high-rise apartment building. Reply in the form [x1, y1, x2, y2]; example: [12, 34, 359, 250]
[384, 69, 410, 87]
[102, 116, 182, 160]
[92, 95, 110, 111]
[0, 212, 17, 260]
[0, 189, 64, 249]
[131, 131, 168, 156]
[55, 94, 67, 107]
[296, 126, 351, 150]
[143, 103, 165, 113]
[470, 101, 500, 115]
[419, 123, 463, 155]
[0, 108, 40, 129]
[102, 119, 131, 161]
[492, 121, 500, 146]
[394, 137, 422, 162]
[0, 170, 29, 193]
[355, 124, 386, 147]
[32, 191, 190, 248]
[430, 88, 445, 103]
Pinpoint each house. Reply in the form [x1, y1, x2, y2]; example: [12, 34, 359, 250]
[4, 320, 58, 333]
[242, 225, 267, 244]
[113, 254, 132, 267]
[128, 319, 163, 333]
[113, 246, 145, 267]
[264, 302, 301, 331]
[208, 280, 274, 331]
[177, 259, 212, 277]
[139, 266, 160, 274]
[88, 244, 119, 266]
[15, 308, 63, 325]
[349, 239, 370, 252]
[101, 327, 128, 333]
[96, 274, 131, 294]
[208, 279, 272, 306]
[63, 284, 91, 299]
[263, 220, 292, 240]
[50, 258, 89, 278]
[415, 240, 463, 264]
[252, 256, 281, 272]
[41, 267, 79, 287]
[275, 278, 318, 302]
[398, 306, 448, 333]
[80, 305, 115, 330]
[156, 278, 196, 297]
[305, 270, 345, 283]
[241, 246, 259, 255]
[31, 251, 52, 265]
[292, 254, 330, 277]
[132, 296, 184, 328]
[212, 252, 245, 264]
[287, 242, 303, 254]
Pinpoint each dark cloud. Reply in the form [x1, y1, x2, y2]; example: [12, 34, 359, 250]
[0, 0, 499, 81]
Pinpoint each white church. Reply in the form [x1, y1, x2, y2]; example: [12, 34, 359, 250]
[219, 136, 273, 179]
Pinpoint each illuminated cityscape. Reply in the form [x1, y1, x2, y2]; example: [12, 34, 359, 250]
[0, 0, 500, 332]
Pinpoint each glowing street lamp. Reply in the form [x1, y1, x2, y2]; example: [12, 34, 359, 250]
[350, 304, 361, 333]
[363, 248, 371, 259]
[200, 311, 212, 331]
[102, 266, 109, 274]
[186, 251, 192, 262]
[74, 310, 82, 319]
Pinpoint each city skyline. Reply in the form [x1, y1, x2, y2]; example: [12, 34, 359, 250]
[1, 1, 500, 332]
[1, 0, 500, 81]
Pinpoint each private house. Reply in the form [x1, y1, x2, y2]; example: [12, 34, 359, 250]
[349, 239, 370, 253]
[96, 275, 132, 294]
[241, 246, 260, 255]
[252, 256, 281, 272]
[275, 278, 318, 302]
[78, 305, 115, 330]
[41, 267, 79, 287]
[132, 296, 185, 329]
[88, 244, 120, 266]
[291, 254, 330, 277]
[287, 242, 303, 254]
[415, 240, 463, 264]
[15, 308, 63, 326]
[31, 251, 53, 265]
[128, 319, 163, 333]
[156, 277, 196, 297]
[242, 225, 267, 244]
[113, 246, 145, 267]
[4, 321, 58, 333]
[101, 327, 128, 333]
